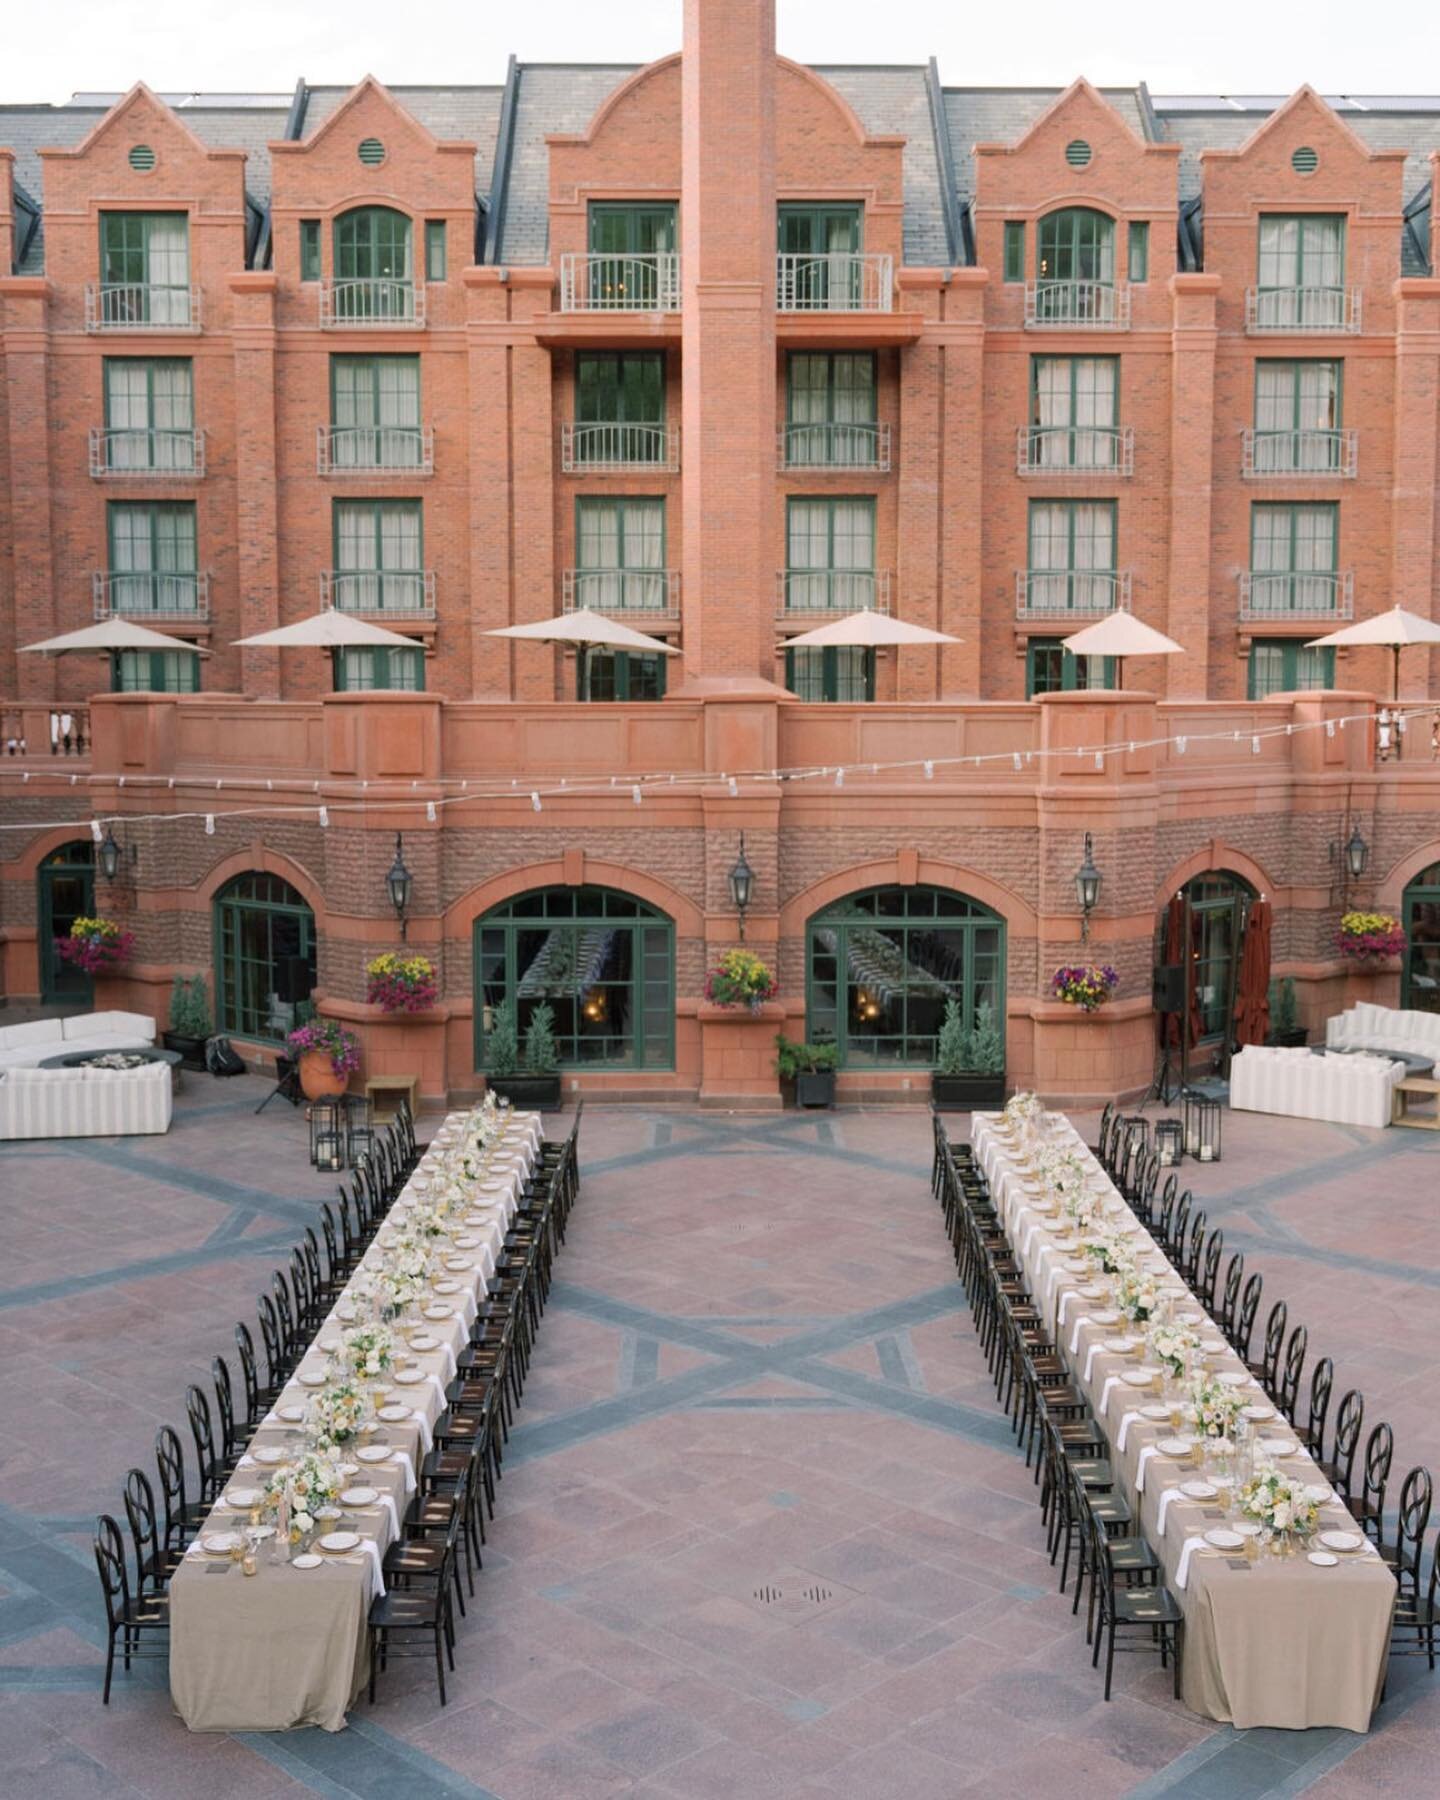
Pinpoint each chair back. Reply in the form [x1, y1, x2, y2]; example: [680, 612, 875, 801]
[1332, 1389, 1365, 1493]
[1278, 1325, 1307, 1420]
[1363, 1421, 1395, 1516]
[272, 1271, 297, 1349]
[212, 1354, 240, 1457]
[1260, 1300, 1288, 1386]
[185, 1382, 218, 1491]
[256, 1293, 286, 1387]
[1306, 1355, 1334, 1449]
[1234, 1272, 1264, 1359]
[94, 1513, 132, 1627]
[122, 1467, 164, 1596]
[153, 1424, 190, 1550]
[1392, 1467, 1433, 1592]
[1198, 1230, 1224, 1309]
[235, 1322, 263, 1426]
[1184, 1210, 1207, 1282]
[1219, 1252, 1245, 1336]
[1170, 1191, 1192, 1259]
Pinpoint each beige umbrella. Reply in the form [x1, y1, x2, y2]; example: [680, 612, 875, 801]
[1062, 612, 1183, 686]
[19, 618, 208, 656]
[233, 612, 424, 650]
[1306, 606, 1440, 702]
[782, 612, 961, 649]
[486, 608, 679, 699]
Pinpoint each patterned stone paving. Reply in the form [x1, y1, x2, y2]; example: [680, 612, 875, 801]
[1, 1076, 1437, 1797]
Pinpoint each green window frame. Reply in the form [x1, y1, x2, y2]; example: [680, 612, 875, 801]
[1252, 360, 1343, 473]
[784, 646, 875, 703]
[1249, 501, 1339, 615]
[1401, 861, 1440, 1014]
[1037, 208, 1115, 285]
[213, 872, 316, 1043]
[1025, 639, 1115, 696]
[332, 646, 425, 691]
[98, 212, 191, 324]
[424, 219, 447, 283]
[1128, 220, 1149, 283]
[329, 355, 422, 468]
[806, 883, 1006, 1070]
[38, 840, 95, 1004]
[778, 204, 863, 307]
[1246, 640, 1335, 699]
[584, 204, 678, 307]
[107, 501, 199, 614]
[784, 496, 876, 612]
[333, 207, 414, 319]
[1028, 357, 1120, 469]
[785, 353, 877, 466]
[574, 496, 667, 612]
[574, 353, 666, 465]
[777, 204, 862, 254]
[1258, 214, 1345, 292]
[1003, 221, 1025, 283]
[333, 499, 424, 611]
[477, 885, 675, 1071]
[1026, 500, 1117, 613]
[111, 649, 199, 693]
[102, 358, 195, 472]
[300, 219, 321, 281]
[579, 649, 667, 702]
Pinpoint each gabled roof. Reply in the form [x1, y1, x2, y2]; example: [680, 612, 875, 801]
[302, 84, 502, 196]
[943, 86, 1150, 198]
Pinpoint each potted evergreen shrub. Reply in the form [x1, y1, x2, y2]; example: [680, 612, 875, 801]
[484, 1001, 563, 1109]
[774, 1034, 839, 1108]
[1268, 976, 1308, 1048]
[931, 999, 1006, 1109]
[163, 973, 212, 1070]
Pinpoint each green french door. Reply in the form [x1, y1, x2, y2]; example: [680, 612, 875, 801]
[38, 841, 95, 1003]
[1403, 862, 1440, 1015]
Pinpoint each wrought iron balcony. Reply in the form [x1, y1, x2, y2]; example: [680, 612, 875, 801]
[778, 421, 892, 472]
[89, 427, 205, 478]
[1015, 570, 1129, 619]
[1016, 425, 1134, 477]
[561, 569, 681, 619]
[775, 253, 894, 313]
[320, 570, 437, 617]
[558, 254, 681, 313]
[85, 283, 201, 332]
[93, 570, 209, 620]
[1238, 570, 1354, 622]
[1245, 287, 1361, 333]
[318, 279, 426, 328]
[776, 569, 891, 616]
[561, 423, 679, 473]
[1241, 428, 1357, 479]
[316, 425, 434, 476]
[1024, 281, 1130, 330]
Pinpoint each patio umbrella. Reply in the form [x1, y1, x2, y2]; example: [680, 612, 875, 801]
[485, 608, 679, 700]
[1306, 606, 1440, 702]
[233, 612, 424, 650]
[782, 613, 961, 649]
[1062, 613, 1184, 687]
[1233, 899, 1272, 1048]
[19, 618, 208, 656]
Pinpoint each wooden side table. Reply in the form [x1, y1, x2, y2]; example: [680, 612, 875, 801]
[365, 1074, 420, 1126]
[1391, 1077, 1440, 1130]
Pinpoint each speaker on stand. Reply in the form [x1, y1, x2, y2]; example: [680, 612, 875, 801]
[1150, 963, 1187, 1105]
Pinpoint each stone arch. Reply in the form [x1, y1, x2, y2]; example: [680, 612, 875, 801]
[442, 858, 703, 938]
[1154, 843, 1276, 913]
[573, 55, 682, 146]
[1376, 839, 1440, 915]
[775, 59, 876, 148]
[6, 824, 101, 882]
[194, 846, 329, 925]
[779, 855, 1037, 940]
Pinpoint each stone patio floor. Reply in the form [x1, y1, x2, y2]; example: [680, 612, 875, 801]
[1, 1077, 1438, 1798]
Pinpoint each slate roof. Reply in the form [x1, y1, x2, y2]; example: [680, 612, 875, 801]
[301, 84, 503, 194]
[0, 103, 103, 272]
[495, 65, 640, 266]
[942, 87, 1151, 200]
[812, 66, 951, 266]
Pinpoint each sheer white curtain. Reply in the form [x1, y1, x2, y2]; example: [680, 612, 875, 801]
[146, 218, 191, 326]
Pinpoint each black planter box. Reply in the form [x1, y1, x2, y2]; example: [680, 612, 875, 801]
[486, 1073, 562, 1109]
[932, 1072, 1007, 1110]
[1269, 1028, 1309, 1048]
[795, 1071, 836, 1109]
[163, 1031, 208, 1072]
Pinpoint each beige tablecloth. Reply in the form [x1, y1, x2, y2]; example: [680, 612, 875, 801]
[170, 1110, 543, 1732]
[973, 1112, 1395, 1732]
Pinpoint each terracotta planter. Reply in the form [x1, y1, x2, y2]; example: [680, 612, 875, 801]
[299, 1050, 347, 1101]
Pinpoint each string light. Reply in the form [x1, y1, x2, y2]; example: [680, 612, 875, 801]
[205, 814, 215, 835]
[531, 792, 542, 812]
[426, 801, 437, 823]
[632, 785, 643, 806]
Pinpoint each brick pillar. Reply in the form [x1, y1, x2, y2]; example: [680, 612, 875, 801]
[465, 267, 514, 698]
[680, 0, 776, 680]
[938, 270, 986, 697]
[1165, 273, 1220, 699]
[230, 273, 282, 698]
[895, 274, 942, 700]
[0, 151, 14, 282]
[1, 279, 56, 699]
[1391, 278, 1440, 696]
[509, 308, 557, 701]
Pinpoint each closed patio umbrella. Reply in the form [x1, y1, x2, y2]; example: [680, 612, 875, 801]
[1233, 898, 1272, 1048]
[486, 608, 679, 700]
[19, 618, 208, 656]
[1306, 606, 1440, 702]
[1062, 613, 1184, 687]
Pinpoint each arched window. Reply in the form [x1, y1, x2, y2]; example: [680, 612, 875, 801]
[806, 884, 1006, 1068]
[214, 873, 316, 1042]
[1159, 872, 1257, 1044]
[38, 840, 95, 1003]
[476, 886, 674, 1071]
[1403, 861, 1440, 1014]
[1035, 208, 1116, 325]
[333, 207, 414, 321]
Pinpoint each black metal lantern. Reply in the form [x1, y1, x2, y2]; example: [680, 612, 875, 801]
[386, 833, 413, 940]
[1075, 832, 1102, 942]
[1344, 826, 1369, 881]
[1155, 1117, 1184, 1167]
[309, 1098, 346, 1172]
[1183, 1092, 1222, 1164]
[343, 1093, 374, 1169]
[98, 825, 123, 883]
[728, 833, 755, 941]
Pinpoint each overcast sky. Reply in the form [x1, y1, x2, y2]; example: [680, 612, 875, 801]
[3, 0, 1433, 104]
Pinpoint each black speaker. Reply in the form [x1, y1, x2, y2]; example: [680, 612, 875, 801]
[1152, 964, 1185, 1014]
[275, 955, 313, 1003]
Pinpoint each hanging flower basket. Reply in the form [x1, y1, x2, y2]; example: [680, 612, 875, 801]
[703, 949, 778, 1013]
[55, 916, 135, 976]
[366, 951, 439, 1014]
[1050, 963, 1120, 1012]
[1334, 911, 1406, 963]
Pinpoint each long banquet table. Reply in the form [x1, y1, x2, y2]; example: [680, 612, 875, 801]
[169, 1108, 543, 1733]
[972, 1110, 1395, 1732]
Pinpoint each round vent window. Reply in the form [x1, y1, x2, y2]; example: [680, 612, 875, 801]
[1292, 146, 1318, 175]
[128, 144, 156, 173]
[1065, 139, 1093, 169]
[358, 138, 386, 167]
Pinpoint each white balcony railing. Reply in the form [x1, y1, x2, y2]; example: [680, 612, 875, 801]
[778, 422, 892, 472]
[1015, 570, 1129, 619]
[1238, 570, 1354, 622]
[320, 570, 436, 616]
[776, 569, 891, 616]
[562, 569, 681, 619]
[85, 283, 201, 332]
[1016, 425, 1134, 477]
[316, 425, 434, 476]
[319, 279, 426, 328]
[1025, 281, 1130, 330]
[93, 570, 209, 620]
[1241, 428, 1357, 479]
[561, 423, 679, 474]
[1246, 287, 1361, 334]
[775, 253, 894, 313]
[89, 427, 206, 478]
[558, 253, 681, 313]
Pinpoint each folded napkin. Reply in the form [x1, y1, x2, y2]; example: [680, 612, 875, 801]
[1135, 1442, 1159, 1491]
[1069, 1315, 1094, 1356]
[1157, 1486, 1185, 1536]
[376, 1491, 400, 1541]
[1117, 1410, 1145, 1454]
[1175, 1535, 1210, 1592]
[1098, 1374, 1121, 1418]
[411, 1408, 434, 1455]
[359, 1536, 386, 1600]
[1058, 1290, 1084, 1328]
[423, 1372, 448, 1411]
[393, 1449, 417, 1499]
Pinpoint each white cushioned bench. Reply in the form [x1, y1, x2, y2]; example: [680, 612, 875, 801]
[0, 1010, 156, 1071]
[1230, 1045, 1406, 1130]
[0, 1059, 172, 1139]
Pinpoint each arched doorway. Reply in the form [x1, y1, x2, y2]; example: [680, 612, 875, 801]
[1160, 871, 1257, 1046]
[213, 873, 316, 1042]
[37, 840, 95, 1004]
[1402, 861, 1440, 1013]
[806, 884, 1006, 1068]
[475, 886, 675, 1071]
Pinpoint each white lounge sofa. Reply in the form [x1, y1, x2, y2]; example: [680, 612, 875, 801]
[1325, 1003, 1440, 1063]
[1230, 1044, 1406, 1130]
[0, 1059, 172, 1140]
[0, 1010, 156, 1072]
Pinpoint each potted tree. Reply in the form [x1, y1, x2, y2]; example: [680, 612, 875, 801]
[1268, 976, 1308, 1048]
[931, 999, 1006, 1109]
[484, 1001, 563, 1110]
[774, 1034, 839, 1108]
[163, 973, 212, 1071]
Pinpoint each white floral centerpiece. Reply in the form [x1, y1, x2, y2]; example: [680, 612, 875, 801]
[1115, 1265, 1161, 1324]
[339, 1321, 394, 1380]
[1003, 1091, 1045, 1131]
[1187, 1372, 1245, 1442]
[1239, 1466, 1321, 1546]
[306, 1378, 369, 1446]
[260, 1447, 344, 1541]
[1082, 1229, 1133, 1277]
[1148, 1320, 1201, 1380]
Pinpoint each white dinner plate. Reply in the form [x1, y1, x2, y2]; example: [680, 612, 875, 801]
[1103, 1337, 1136, 1353]
[277, 1405, 306, 1423]
[1201, 1338, 1228, 1354]
[291, 1553, 322, 1570]
[314, 1505, 342, 1522]
[408, 1333, 438, 1352]
[318, 1531, 361, 1553]
[1308, 1551, 1339, 1567]
[393, 1369, 425, 1385]
[432, 1281, 462, 1296]
[1089, 1308, 1119, 1324]
[1261, 1437, 1300, 1457]
[1181, 1480, 1217, 1500]
[355, 1446, 393, 1464]
[1234, 1522, 1261, 1539]
[1123, 1370, 1156, 1387]
[225, 1487, 261, 1508]
[1319, 1530, 1364, 1552]
[378, 1404, 411, 1423]
[424, 1304, 453, 1319]
[297, 1371, 327, 1389]
[1241, 1404, 1275, 1420]
[340, 1487, 378, 1507]
[318, 1336, 342, 1354]
[1205, 1528, 1244, 1550]
[480, 1181, 506, 1193]
[1131, 1365, 1162, 1383]
[1141, 1404, 1172, 1421]
[1217, 1372, 1248, 1388]
[444, 1258, 474, 1272]
[1305, 1484, 1336, 1504]
[200, 1531, 241, 1553]
[1158, 1437, 1195, 1457]
[252, 1446, 287, 1466]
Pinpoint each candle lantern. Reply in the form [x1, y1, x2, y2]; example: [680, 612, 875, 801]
[309, 1098, 346, 1172]
[1155, 1117, 1184, 1167]
[1183, 1092, 1222, 1164]
[343, 1094, 375, 1168]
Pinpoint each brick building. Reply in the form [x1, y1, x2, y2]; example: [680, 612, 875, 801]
[2, 0, 1439, 1104]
